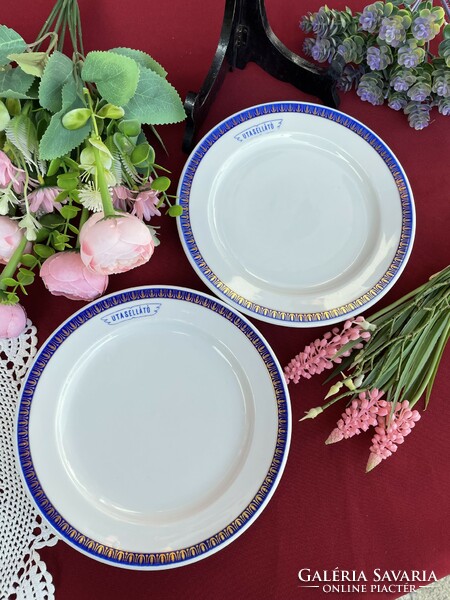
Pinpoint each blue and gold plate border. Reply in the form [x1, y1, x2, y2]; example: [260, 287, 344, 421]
[17, 287, 290, 568]
[177, 102, 415, 325]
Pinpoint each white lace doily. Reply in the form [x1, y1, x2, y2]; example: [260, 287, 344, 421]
[0, 321, 58, 600]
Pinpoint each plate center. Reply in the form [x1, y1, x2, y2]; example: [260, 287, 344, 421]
[209, 135, 379, 291]
[57, 322, 253, 524]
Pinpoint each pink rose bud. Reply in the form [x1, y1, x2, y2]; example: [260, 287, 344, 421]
[0, 303, 27, 338]
[0, 216, 31, 265]
[40, 252, 109, 301]
[79, 212, 154, 275]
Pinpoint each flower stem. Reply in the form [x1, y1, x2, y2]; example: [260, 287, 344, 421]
[92, 144, 115, 217]
[0, 236, 27, 291]
[76, 207, 89, 249]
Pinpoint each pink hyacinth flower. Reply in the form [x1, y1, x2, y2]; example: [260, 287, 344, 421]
[28, 186, 63, 215]
[0, 303, 27, 338]
[79, 212, 154, 275]
[366, 399, 421, 472]
[132, 188, 161, 221]
[326, 388, 385, 444]
[0, 216, 31, 265]
[40, 252, 109, 301]
[284, 316, 371, 384]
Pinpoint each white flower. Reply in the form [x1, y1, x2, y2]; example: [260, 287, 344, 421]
[78, 183, 103, 212]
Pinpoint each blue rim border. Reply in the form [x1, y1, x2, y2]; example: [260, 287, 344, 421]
[177, 101, 415, 324]
[17, 287, 290, 568]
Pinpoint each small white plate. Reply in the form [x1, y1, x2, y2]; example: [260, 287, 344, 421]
[177, 102, 415, 326]
[17, 287, 290, 569]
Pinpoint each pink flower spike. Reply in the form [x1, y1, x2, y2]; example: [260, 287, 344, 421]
[284, 318, 372, 384]
[0, 303, 27, 338]
[40, 251, 109, 301]
[28, 187, 63, 215]
[366, 399, 421, 472]
[325, 388, 384, 444]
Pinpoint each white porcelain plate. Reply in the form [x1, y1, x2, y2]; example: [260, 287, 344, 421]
[17, 287, 290, 569]
[177, 102, 415, 326]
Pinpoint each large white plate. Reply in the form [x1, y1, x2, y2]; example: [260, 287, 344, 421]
[17, 287, 290, 569]
[177, 102, 415, 326]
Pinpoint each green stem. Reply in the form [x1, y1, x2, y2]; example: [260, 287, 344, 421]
[76, 207, 89, 249]
[0, 236, 27, 290]
[92, 144, 115, 217]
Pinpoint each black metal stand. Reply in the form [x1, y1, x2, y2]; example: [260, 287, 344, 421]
[182, 0, 343, 153]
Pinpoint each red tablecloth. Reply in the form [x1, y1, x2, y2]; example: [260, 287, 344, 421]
[3, 0, 450, 598]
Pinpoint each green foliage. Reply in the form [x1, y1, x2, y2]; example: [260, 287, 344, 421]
[81, 51, 139, 107]
[39, 51, 74, 113]
[39, 78, 91, 160]
[109, 47, 168, 78]
[123, 67, 186, 125]
[0, 68, 35, 99]
[0, 25, 26, 66]
[7, 52, 48, 77]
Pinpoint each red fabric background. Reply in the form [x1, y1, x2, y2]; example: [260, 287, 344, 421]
[3, 0, 450, 598]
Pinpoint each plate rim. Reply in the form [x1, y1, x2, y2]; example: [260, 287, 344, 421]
[16, 285, 291, 570]
[176, 100, 415, 327]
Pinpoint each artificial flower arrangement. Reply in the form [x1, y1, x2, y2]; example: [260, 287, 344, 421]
[300, 0, 450, 129]
[0, 0, 185, 338]
[284, 266, 450, 471]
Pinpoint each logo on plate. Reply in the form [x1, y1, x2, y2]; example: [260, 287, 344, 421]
[101, 303, 161, 325]
[234, 119, 283, 142]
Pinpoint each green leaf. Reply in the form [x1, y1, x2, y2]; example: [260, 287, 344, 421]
[39, 79, 91, 160]
[151, 176, 170, 191]
[60, 204, 80, 220]
[17, 269, 34, 285]
[0, 68, 35, 99]
[1, 277, 18, 287]
[109, 47, 167, 78]
[67, 223, 79, 234]
[0, 25, 26, 66]
[34, 243, 55, 258]
[0, 100, 10, 131]
[168, 204, 183, 217]
[57, 172, 79, 190]
[444, 24, 450, 40]
[81, 51, 139, 106]
[6, 291, 19, 303]
[39, 51, 74, 113]
[47, 157, 62, 177]
[40, 212, 65, 228]
[5, 113, 38, 167]
[20, 253, 38, 268]
[123, 67, 186, 125]
[8, 51, 48, 77]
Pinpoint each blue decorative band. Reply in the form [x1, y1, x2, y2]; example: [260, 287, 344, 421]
[178, 102, 414, 323]
[17, 287, 289, 567]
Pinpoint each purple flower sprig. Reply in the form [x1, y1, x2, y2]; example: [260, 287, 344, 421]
[299, 0, 449, 129]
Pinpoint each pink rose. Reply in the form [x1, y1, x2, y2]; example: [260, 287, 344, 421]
[79, 212, 154, 275]
[0, 303, 27, 338]
[0, 216, 31, 265]
[40, 252, 109, 301]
